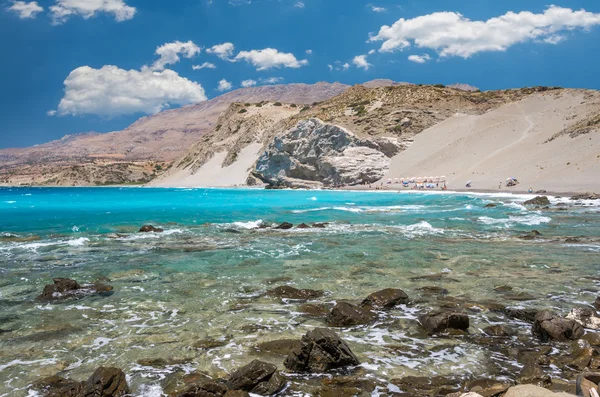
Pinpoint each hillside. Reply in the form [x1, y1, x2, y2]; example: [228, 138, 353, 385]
[0, 82, 348, 186]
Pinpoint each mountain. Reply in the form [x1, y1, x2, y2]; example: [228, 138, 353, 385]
[0, 82, 349, 186]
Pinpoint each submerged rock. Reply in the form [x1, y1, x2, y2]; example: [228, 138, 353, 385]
[273, 222, 293, 230]
[298, 303, 330, 318]
[36, 278, 113, 302]
[532, 310, 584, 342]
[326, 301, 375, 327]
[265, 286, 324, 300]
[34, 367, 129, 397]
[139, 225, 164, 233]
[524, 196, 551, 206]
[284, 328, 359, 372]
[483, 325, 517, 337]
[255, 339, 302, 356]
[227, 360, 286, 395]
[520, 230, 542, 240]
[361, 288, 408, 309]
[418, 311, 469, 334]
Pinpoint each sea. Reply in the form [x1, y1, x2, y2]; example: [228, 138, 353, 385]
[0, 187, 599, 396]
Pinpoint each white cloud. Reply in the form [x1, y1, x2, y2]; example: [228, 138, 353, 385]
[408, 53, 431, 63]
[217, 79, 233, 92]
[234, 48, 308, 70]
[46, 110, 57, 116]
[370, 5, 600, 58]
[7, 1, 43, 19]
[50, 0, 136, 24]
[152, 40, 201, 71]
[327, 64, 333, 71]
[371, 6, 386, 12]
[260, 77, 284, 84]
[206, 42, 235, 60]
[193, 62, 216, 70]
[55, 65, 206, 117]
[353, 55, 372, 70]
[342, 62, 350, 70]
[241, 79, 257, 87]
[305, 49, 313, 55]
[368, 49, 376, 55]
[294, 1, 304, 8]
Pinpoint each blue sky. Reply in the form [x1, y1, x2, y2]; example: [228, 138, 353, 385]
[1, 0, 600, 148]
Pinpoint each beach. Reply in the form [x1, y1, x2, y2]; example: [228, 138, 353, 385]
[1, 187, 599, 396]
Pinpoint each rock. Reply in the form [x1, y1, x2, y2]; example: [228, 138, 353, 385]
[483, 325, 517, 337]
[594, 297, 600, 311]
[326, 301, 375, 326]
[582, 333, 600, 347]
[177, 379, 229, 397]
[460, 394, 484, 397]
[284, 327, 359, 372]
[36, 278, 114, 302]
[253, 118, 400, 188]
[418, 311, 469, 333]
[417, 286, 449, 295]
[571, 192, 599, 200]
[255, 339, 302, 356]
[274, 222, 293, 230]
[391, 375, 463, 396]
[33, 375, 84, 397]
[137, 357, 191, 368]
[569, 339, 594, 370]
[532, 310, 585, 342]
[524, 196, 551, 206]
[576, 373, 600, 397]
[295, 223, 310, 229]
[361, 288, 409, 309]
[520, 230, 542, 240]
[84, 367, 129, 397]
[265, 286, 324, 300]
[227, 360, 286, 395]
[409, 273, 460, 282]
[567, 307, 600, 329]
[504, 307, 538, 323]
[536, 190, 548, 194]
[139, 225, 164, 233]
[319, 375, 378, 396]
[484, 204, 497, 208]
[311, 223, 327, 228]
[504, 385, 575, 397]
[194, 338, 229, 349]
[224, 391, 250, 397]
[297, 303, 329, 318]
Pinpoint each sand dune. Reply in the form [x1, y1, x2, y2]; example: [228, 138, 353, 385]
[382, 90, 600, 193]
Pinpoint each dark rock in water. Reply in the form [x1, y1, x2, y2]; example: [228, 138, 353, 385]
[296, 223, 310, 229]
[298, 303, 330, 318]
[193, 338, 229, 349]
[319, 375, 378, 396]
[417, 286, 449, 295]
[139, 225, 164, 233]
[36, 278, 114, 302]
[391, 375, 462, 396]
[465, 379, 511, 396]
[484, 203, 497, 208]
[361, 288, 408, 309]
[524, 196, 550, 206]
[227, 360, 286, 395]
[483, 325, 517, 337]
[284, 327, 359, 373]
[312, 223, 327, 228]
[255, 339, 302, 356]
[595, 297, 600, 311]
[327, 301, 375, 326]
[274, 222, 293, 230]
[409, 273, 460, 282]
[137, 357, 191, 368]
[571, 192, 599, 200]
[532, 310, 584, 342]
[519, 230, 542, 240]
[494, 285, 513, 293]
[504, 292, 536, 301]
[177, 379, 229, 397]
[33, 375, 84, 397]
[224, 391, 250, 397]
[582, 332, 600, 347]
[503, 307, 538, 323]
[536, 190, 547, 194]
[418, 311, 469, 333]
[569, 339, 594, 370]
[265, 285, 324, 300]
[223, 228, 242, 234]
[84, 367, 129, 397]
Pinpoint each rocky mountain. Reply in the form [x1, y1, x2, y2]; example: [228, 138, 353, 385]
[0, 82, 349, 186]
[447, 83, 480, 92]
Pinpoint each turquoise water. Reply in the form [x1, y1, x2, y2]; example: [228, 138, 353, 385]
[1, 187, 599, 396]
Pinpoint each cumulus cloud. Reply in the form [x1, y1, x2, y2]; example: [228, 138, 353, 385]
[7, 1, 43, 19]
[206, 42, 235, 60]
[371, 6, 386, 12]
[353, 55, 371, 70]
[46, 110, 57, 116]
[241, 79, 257, 87]
[260, 77, 284, 84]
[193, 62, 216, 70]
[50, 0, 136, 24]
[217, 79, 233, 92]
[234, 48, 308, 70]
[294, 1, 304, 8]
[55, 65, 206, 117]
[369, 5, 600, 58]
[342, 62, 350, 70]
[408, 53, 431, 63]
[305, 49, 313, 55]
[152, 41, 201, 71]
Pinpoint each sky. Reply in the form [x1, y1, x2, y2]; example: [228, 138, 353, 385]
[1, 0, 600, 148]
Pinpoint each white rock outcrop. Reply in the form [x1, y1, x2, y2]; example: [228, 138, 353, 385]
[253, 118, 399, 187]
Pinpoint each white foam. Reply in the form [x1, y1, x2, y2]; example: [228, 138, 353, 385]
[478, 214, 551, 227]
[67, 237, 89, 246]
[136, 384, 165, 397]
[232, 220, 263, 229]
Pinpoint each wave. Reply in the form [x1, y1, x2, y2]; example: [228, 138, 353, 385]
[477, 214, 551, 227]
[231, 220, 264, 229]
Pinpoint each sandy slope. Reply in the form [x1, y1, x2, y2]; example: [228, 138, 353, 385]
[382, 90, 600, 193]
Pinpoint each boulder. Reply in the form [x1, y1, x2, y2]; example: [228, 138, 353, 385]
[503, 307, 538, 323]
[482, 325, 517, 337]
[33, 375, 84, 397]
[83, 367, 129, 397]
[295, 223, 310, 229]
[532, 310, 584, 342]
[298, 303, 330, 318]
[595, 297, 600, 311]
[361, 288, 409, 309]
[418, 311, 469, 333]
[274, 222, 293, 230]
[177, 380, 229, 397]
[567, 307, 600, 329]
[524, 196, 551, 206]
[571, 192, 599, 200]
[139, 225, 164, 233]
[227, 360, 286, 395]
[569, 339, 594, 370]
[312, 223, 327, 228]
[326, 301, 375, 327]
[484, 204, 497, 208]
[36, 278, 114, 302]
[504, 385, 575, 397]
[265, 286, 324, 300]
[253, 118, 400, 188]
[284, 328, 360, 372]
[576, 373, 600, 397]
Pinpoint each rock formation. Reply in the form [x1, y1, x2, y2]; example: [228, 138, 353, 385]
[253, 118, 400, 187]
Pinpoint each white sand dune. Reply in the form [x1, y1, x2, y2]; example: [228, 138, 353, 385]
[382, 91, 600, 193]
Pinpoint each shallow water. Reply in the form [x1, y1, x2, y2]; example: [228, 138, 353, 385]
[0, 187, 599, 396]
